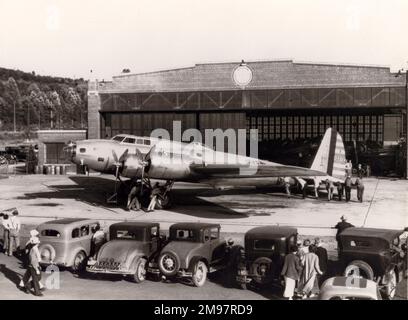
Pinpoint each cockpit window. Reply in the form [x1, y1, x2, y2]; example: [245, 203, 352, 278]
[136, 139, 144, 144]
[123, 137, 136, 144]
[143, 139, 151, 145]
[112, 136, 125, 142]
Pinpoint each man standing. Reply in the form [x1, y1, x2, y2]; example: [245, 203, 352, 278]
[2, 213, 11, 255]
[334, 215, 354, 253]
[281, 245, 303, 300]
[336, 182, 344, 201]
[9, 209, 21, 256]
[313, 177, 320, 199]
[345, 160, 352, 177]
[354, 176, 365, 203]
[21, 237, 43, 296]
[325, 179, 334, 201]
[313, 238, 328, 286]
[91, 225, 105, 259]
[344, 175, 352, 202]
[283, 177, 291, 198]
[147, 182, 161, 212]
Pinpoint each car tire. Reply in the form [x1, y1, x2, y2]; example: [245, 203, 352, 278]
[343, 260, 374, 280]
[71, 251, 87, 273]
[192, 260, 208, 287]
[250, 257, 274, 285]
[158, 252, 179, 277]
[384, 269, 397, 300]
[132, 257, 147, 283]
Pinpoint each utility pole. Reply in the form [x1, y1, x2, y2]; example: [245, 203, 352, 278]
[13, 101, 16, 132]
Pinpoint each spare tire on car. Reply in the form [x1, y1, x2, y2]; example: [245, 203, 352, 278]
[250, 256, 274, 285]
[343, 260, 374, 280]
[158, 252, 180, 277]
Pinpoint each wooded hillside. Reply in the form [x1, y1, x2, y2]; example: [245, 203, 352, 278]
[0, 67, 87, 132]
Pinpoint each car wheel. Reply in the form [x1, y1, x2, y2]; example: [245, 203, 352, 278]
[71, 251, 87, 273]
[192, 260, 208, 287]
[250, 257, 274, 285]
[384, 269, 397, 299]
[159, 252, 179, 277]
[344, 260, 374, 280]
[239, 283, 247, 290]
[132, 258, 147, 283]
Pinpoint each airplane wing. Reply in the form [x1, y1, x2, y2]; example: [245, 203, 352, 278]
[189, 162, 326, 179]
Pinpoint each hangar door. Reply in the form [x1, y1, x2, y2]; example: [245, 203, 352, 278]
[199, 112, 246, 152]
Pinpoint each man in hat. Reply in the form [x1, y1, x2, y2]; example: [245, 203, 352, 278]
[19, 230, 45, 293]
[333, 215, 354, 253]
[8, 209, 21, 256]
[20, 236, 43, 296]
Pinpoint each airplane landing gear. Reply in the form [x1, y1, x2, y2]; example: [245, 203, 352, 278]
[141, 179, 174, 210]
[156, 181, 174, 210]
[106, 176, 127, 205]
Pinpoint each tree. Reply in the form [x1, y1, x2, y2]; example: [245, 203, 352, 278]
[3, 77, 21, 131]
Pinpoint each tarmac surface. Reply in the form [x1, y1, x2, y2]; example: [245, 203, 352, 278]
[0, 173, 407, 300]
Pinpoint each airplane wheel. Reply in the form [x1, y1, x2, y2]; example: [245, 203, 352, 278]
[156, 193, 172, 209]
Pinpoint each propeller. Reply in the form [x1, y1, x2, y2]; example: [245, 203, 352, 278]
[112, 149, 129, 179]
[134, 148, 149, 195]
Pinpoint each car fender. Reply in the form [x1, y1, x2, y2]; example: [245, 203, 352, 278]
[67, 246, 87, 267]
[128, 254, 147, 273]
[188, 256, 208, 272]
[126, 250, 149, 269]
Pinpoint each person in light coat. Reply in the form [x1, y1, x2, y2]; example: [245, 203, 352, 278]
[298, 245, 323, 298]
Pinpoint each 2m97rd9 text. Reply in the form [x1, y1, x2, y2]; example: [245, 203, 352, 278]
[197, 304, 253, 315]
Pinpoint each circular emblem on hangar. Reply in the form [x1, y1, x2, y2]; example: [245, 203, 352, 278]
[232, 63, 253, 87]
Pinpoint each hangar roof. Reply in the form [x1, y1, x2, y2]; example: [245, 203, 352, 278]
[97, 60, 406, 93]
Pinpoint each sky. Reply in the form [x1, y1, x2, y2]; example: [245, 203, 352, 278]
[0, 0, 407, 80]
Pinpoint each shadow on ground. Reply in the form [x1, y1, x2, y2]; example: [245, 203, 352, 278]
[13, 176, 307, 219]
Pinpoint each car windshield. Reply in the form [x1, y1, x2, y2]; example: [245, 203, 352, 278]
[115, 229, 143, 241]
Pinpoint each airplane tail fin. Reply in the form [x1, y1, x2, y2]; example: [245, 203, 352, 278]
[310, 128, 346, 179]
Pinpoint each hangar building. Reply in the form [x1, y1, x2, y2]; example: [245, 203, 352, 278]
[87, 60, 407, 176]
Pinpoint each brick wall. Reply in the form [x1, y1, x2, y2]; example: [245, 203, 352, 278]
[87, 90, 101, 139]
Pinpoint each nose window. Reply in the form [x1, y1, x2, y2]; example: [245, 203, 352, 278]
[79, 148, 86, 153]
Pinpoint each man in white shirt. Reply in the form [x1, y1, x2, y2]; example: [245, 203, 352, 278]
[8, 209, 21, 256]
[1, 213, 11, 255]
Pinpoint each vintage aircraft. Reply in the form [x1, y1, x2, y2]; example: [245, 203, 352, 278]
[65, 128, 346, 208]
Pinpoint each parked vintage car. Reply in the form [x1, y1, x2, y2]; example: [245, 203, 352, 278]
[37, 218, 101, 272]
[236, 226, 298, 289]
[87, 222, 165, 283]
[155, 222, 241, 287]
[339, 227, 407, 299]
[317, 277, 382, 300]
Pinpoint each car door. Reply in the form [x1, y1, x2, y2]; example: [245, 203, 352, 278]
[209, 228, 226, 264]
